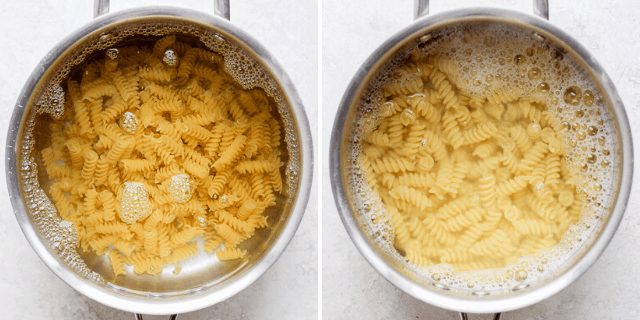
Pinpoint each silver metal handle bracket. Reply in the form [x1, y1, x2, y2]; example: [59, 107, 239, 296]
[93, 0, 109, 18]
[413, 0, 549, 20]
[93, 0, 230, 20]
[460, 312, 502, 320]
[414, 0, 429, 20]
[533, 0, 550, 20]
[135, 314, 178, 320]
[214, 0, 230, 20]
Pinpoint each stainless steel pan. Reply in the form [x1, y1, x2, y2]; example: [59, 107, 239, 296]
[6, 0, 313, 317]
[330, 0, 632, 316]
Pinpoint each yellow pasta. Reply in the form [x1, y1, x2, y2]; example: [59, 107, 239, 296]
[361, 51, 585, 272]
[42, 36, 285, 276]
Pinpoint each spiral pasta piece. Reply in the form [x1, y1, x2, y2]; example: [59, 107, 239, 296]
[107, 250, 127, 276]
[463, 121, 498, 144]
[216, 247, 247, 261]
[517, 141, 549, 174]
[371, 156, 416, 173]
[442, 111, 464, 149]
[429, 69, 459, 111]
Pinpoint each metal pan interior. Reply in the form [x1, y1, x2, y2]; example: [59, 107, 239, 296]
[331, 9, 631, 313]
[8, 7, 311, 315]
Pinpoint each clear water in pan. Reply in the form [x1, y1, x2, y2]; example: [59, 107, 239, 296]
[18, 17, 301, 294]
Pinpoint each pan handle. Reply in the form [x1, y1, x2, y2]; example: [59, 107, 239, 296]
[533, 0, 550, 20]
[414, 0, 549, 20]
[93, 0, 231, 20]
[460, 312, 502, 320]
[134, 314, 178, 320]
[214, 0, 231, 20]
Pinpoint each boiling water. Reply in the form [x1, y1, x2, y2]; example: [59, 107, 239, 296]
[18, 19, 300, 285]
[346, 23, 619, 291]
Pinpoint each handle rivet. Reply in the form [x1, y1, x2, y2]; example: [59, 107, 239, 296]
[472, 290, 490, 296]
[512, 283, 531, 291]
[418, 33, 432, 43]
[432, 282, 450, 290]
[99, 33, 112, 42]
[532, 32, 546, 42]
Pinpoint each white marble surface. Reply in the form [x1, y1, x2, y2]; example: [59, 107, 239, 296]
[322, 0, 640, 319]
[0, 0, 317, 319]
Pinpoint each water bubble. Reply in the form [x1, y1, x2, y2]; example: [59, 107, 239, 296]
[580, 163, 588, 172]
[527, 67, 541, 81]
[106, 48, 119, 60]
[118, 112, 139, 134]
[120, 182, 151, 224]
[587, 126, 598, 136]
[167, 174, 193, 204]
[526, 47, 535, 56]
[598, 136, 606, 146]
[563, 86, 582, 106]
[505, 270, 514, 279]
[514, 269, 528, 281]
[577, 131, 587, 141]
[537, 82, 550, 93]
[514, 54, 526, 65]
[584, 90, 595, 106]
[163, 50, 178, 66]
[586, 154, 597, 164]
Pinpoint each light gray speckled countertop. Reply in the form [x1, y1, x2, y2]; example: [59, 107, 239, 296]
[322, 0, 640, 319]
[0, 1, 317, 319]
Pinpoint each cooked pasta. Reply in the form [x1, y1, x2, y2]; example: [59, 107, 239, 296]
[362, 51, 584, 272]
[41, 36, 285, 276]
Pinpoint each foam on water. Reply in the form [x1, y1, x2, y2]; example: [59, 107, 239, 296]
[345, 22, 619, 292]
